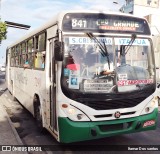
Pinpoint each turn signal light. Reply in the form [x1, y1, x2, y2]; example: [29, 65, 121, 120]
[62, 104, 68, 108]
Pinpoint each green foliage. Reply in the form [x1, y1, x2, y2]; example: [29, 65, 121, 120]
[0, 20, 7, 44]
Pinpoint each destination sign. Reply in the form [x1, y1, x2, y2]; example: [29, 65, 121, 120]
[69, 37, 112, 44]
[63, 13, 150, 35]
[115, 38, 149, 46]
[83, 79, 113, 92]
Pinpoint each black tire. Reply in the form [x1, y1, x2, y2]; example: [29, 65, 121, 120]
[34, 95, 43, 131]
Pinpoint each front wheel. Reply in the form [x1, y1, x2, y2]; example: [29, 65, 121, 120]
[35, 104, 43, 130]
[34, 96, 43, 131]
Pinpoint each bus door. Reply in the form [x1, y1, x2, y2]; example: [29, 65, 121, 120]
[49, 38, 57, 133]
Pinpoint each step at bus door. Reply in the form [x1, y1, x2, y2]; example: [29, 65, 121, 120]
[49, 38, 57, 133]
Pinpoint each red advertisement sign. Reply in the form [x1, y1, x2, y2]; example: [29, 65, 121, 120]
[118, 79, 154, 86]
[143, 120, 155, 128]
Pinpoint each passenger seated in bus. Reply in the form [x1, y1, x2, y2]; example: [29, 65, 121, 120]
[23, 54, 30, 68]
[34, 52, 38, 68]
[100, 51, 114, 75]
[41, 54, 45, 68]
[34, 51, 43, 68]
[101, 64, 114, 75]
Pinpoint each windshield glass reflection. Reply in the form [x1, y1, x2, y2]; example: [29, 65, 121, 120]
[62, 36, 155, 94]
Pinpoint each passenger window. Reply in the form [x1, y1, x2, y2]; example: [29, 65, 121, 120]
[34, 52, 45, 69]
[39, 33, 46, 51]
[21, 42, 27, 67]
[34, 32, 46, 70]
[27, 38, 34, 53]
[10, 47, 15, 67]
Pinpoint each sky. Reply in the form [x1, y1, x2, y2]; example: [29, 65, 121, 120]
[0, 0, 125, 64]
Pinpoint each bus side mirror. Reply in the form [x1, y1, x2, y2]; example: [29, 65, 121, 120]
[54, 41, 64, 61]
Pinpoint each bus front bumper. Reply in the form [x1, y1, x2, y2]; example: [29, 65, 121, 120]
[58, 108, 158, 143]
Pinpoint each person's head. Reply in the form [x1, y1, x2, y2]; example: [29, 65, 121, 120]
[87, 45, 94, 52]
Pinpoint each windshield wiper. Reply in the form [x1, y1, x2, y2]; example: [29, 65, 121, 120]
[123, 33, 137, 56]
[86, 32, 111, 69]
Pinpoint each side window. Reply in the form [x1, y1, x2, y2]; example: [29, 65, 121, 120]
[39, 32, 46, 51]
[27, 38, 34, 67]
[10, 47, 15, 67]
[34, 32, 46, 69]
[16, 45, 22, 67]
[10, 46, 20, 67]
[35, 36, 39, 50]
[28, 52, 33, 67]
[21, 42, 26, 67]
[9, 33, 46, 70]
[27, 38, 34, 52]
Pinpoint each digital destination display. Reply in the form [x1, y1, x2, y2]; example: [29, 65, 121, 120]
[63, 13, 150, 35]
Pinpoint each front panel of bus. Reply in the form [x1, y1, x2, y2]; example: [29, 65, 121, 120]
[56, 13, 158, 143]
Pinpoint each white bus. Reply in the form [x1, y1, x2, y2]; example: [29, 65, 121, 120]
[6, 10, 159, 143]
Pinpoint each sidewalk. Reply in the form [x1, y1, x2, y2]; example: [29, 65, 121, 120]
[0, 94, 27, 154]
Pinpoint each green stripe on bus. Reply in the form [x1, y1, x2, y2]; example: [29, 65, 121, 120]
[58, 108, 158, 143]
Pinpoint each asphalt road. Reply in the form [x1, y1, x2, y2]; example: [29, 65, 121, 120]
[0, 71, 160, 154]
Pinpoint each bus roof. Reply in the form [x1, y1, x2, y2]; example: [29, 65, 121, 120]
[7, 10, 148, 49]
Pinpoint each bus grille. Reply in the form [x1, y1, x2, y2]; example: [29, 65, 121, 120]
[99, 122, 133, 132]
[83, 97, 146, 110]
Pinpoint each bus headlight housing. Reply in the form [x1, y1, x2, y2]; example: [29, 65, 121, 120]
[61, 104, 90, 121]
[140, 96, 158, 115]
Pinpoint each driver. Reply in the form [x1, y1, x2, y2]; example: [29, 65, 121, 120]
[100, 52, 114, 75]
[101, 62, 114, 75]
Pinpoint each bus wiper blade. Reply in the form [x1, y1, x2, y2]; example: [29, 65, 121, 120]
[124, 33, 137, 55]
[86, 33, 107, 56]
[102, 41, 110, 69]
[86, 32, 110, 69]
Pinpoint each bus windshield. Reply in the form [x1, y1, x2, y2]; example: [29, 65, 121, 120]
[61, 36, 155, 95]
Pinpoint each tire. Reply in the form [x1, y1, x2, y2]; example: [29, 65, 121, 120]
[34, 95, 43, 131]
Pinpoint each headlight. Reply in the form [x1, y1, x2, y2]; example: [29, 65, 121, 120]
[140, 96, 158, 115]
[61, 103, 90, 121]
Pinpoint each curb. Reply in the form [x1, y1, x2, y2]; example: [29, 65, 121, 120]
[7, 112, 24, 145]
[0, 94, 23, 145]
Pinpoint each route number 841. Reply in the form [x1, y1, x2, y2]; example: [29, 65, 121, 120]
[72, 19, 87, 28]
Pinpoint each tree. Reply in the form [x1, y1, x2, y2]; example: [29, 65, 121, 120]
[0, 19, 7, 44]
